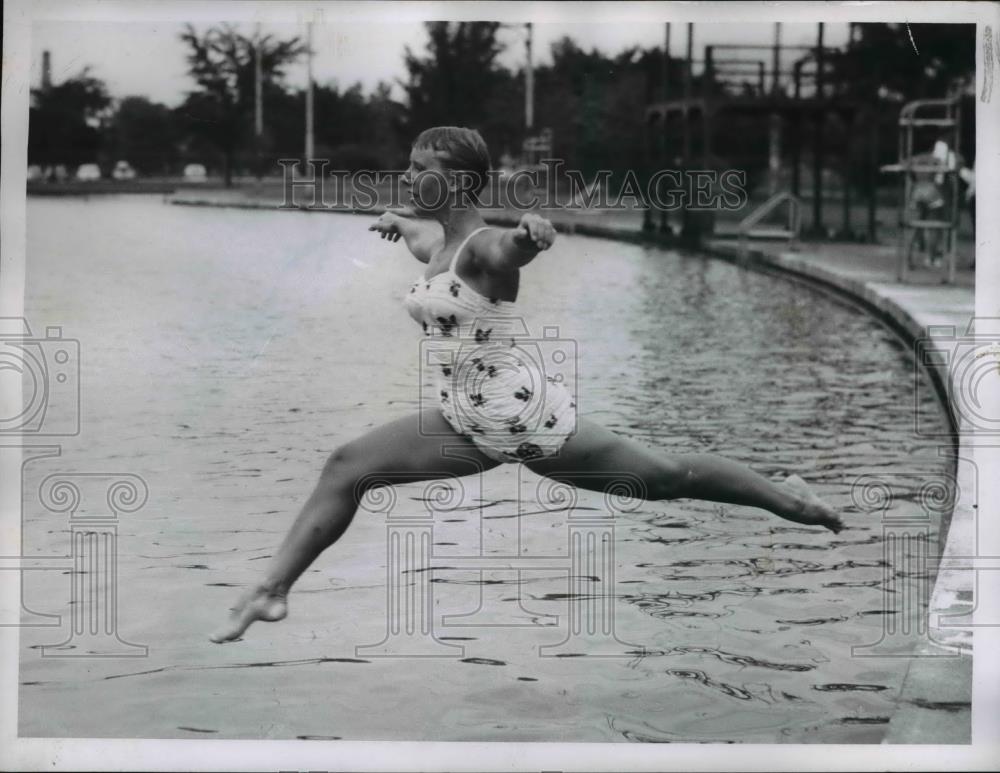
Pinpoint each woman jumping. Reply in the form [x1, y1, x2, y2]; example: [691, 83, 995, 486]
[211, 126, 844, 644]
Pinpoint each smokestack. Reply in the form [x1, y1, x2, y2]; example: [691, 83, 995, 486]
[42, 50, 52, 90]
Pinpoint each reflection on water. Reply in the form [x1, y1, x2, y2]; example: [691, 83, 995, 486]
[18, 196, 954, 743]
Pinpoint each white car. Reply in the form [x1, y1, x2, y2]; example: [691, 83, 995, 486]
[75, 163, 101, 181]
[112, 160, 137, 180]
[183, 163, 207, 182]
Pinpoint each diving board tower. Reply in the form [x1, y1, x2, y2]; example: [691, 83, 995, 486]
[889, 89, 963, 283]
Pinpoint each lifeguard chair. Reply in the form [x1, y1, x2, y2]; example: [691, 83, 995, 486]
[882, 87, 963, 283]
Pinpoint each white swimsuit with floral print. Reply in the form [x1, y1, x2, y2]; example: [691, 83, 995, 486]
[402, 226, 576, 463]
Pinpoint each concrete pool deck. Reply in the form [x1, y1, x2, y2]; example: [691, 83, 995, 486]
[167, 190, 976, 743]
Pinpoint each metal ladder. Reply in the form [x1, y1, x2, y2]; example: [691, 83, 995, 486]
[890, 92, 962, 283]
[738, 191, 802, 262]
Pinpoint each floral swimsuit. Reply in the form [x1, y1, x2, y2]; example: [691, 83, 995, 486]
[402, 226, 576, 463]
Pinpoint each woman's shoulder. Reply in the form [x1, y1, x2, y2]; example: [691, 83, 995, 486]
[466, 226, 508, 271]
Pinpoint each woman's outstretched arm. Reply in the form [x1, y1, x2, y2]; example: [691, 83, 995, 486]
[477, 213, 557, 272]
[369, 210, 443, 263]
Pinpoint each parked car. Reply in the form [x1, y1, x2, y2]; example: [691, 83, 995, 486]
[183, 163, 207, 182]
[27, 165, 43, 181]
[46, 165, 69, 182]
[112, 160, 137, 180]
[75, 163, 101, 181]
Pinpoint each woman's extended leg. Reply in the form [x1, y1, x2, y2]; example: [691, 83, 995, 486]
[526, 418, 844, 532]
[210, 409, 501, 642]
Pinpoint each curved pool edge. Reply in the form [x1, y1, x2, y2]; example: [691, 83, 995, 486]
[167, 197, 974, 743]
[561, 219, 975, 744]
[487, 214, 975, 744]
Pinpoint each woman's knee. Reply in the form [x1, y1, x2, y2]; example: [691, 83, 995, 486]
[319, 444, 396, 505]
[648, 456, 692, 501]
[318, 445, 363, 494]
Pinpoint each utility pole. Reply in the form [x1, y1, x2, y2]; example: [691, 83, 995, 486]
[663, 23, 670, 102]
[254, 24, 263, 138]
[525, 22, 534, 131]
[253, 25, 264, 180]
[684, 23, 693, 101]
[682, 23, 693, 163]
[305, 21, 315, 162]
[659, 23, 672, 234]
[42, 50, 52, 91]
[768, 22, 782, 195]
[771, 22, 782, 94]
[812, 22, 825, 234]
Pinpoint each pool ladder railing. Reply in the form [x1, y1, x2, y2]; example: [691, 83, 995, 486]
[738, 191, 802, 263]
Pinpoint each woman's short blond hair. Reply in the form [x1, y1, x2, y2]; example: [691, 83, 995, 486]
[413, 126, 491, 195]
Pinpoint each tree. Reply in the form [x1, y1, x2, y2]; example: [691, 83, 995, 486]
[533, 38, 653, 179]
[105, 96, 180, 175]
[831, 23, 976, 186]
[837, 23, 975, 104]
[260, 80, 406, 171]
[176, 24, 306, 185]
[368, 81, 408, 168]
[402, 22, 506, 133]
[28, 68, 112, 170]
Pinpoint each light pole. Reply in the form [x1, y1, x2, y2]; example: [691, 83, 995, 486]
[663, 23, 670, 102]
[768, 22, 782, 195]
[812, 21, 825, 235]
[254, 24, 263, 138]
[500, 22, 535, 134]
[525, 22, 534, 132]
[682, 23, 693, 163]
[305, 21, 315, 162]
[254, 24, 263, 180]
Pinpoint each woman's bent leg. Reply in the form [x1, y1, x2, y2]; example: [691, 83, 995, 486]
[211, 409, 500, 642]
[526, 418, 844, 532]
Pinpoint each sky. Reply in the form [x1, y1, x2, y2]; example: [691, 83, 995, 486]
[30, 20, 850, 106]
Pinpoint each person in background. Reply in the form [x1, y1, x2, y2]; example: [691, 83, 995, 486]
[906, 136, 958, 269]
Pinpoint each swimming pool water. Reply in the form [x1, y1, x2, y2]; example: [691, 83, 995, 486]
[17, 196, 954, 742]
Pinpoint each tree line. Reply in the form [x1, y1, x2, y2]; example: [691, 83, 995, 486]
[28, 22, 975, 189]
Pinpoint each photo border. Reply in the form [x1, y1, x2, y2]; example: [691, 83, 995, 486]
[2, 0, 998, 770]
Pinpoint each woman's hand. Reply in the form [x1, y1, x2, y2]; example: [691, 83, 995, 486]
[513, 213, 556, 252]
[482, 214, 557, 271]
[369, 208, 444, 262]
[368, 211, 403, 242]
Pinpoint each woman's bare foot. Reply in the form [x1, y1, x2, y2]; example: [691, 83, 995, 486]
[209, 584, 288, 643]
[781, 474, 845, 534]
